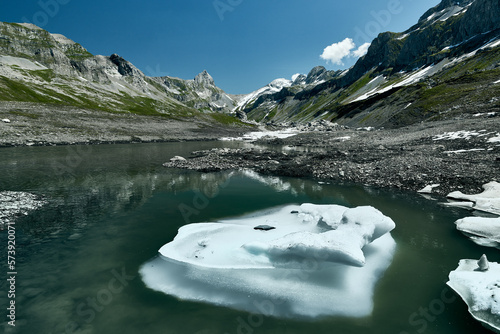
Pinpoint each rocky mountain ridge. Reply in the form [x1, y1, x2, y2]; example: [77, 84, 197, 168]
[237, 0, 500, 127]
[0, 22, 238, 119]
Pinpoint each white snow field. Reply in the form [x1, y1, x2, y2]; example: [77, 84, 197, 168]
[140, 204, 397, 318]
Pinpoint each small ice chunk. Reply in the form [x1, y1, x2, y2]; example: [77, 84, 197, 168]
[447, 259, 500, 332]
[1, 118, 10, 123]
[418, 184, 440, 194]
[447, 182, 500, 215]
[170, 156, 186, 162]
[455, 216, 500, 249]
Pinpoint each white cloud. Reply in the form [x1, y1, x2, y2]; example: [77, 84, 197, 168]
[352, 42, 371, 58]
[320, 39, 371, 65]
[320, 38, 355, 65]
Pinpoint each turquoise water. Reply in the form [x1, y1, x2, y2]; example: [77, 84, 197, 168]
[0, 142, 498, 334]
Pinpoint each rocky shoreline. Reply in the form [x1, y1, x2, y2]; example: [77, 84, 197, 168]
[165, 115, 500, 196]
[1, 101, 499, 197]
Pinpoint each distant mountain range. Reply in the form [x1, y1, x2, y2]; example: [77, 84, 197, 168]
[0, 0, 499, 128]
[0, 22, 238, 120]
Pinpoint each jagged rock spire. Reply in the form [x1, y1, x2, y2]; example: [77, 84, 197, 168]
[194, 70, 215, 86]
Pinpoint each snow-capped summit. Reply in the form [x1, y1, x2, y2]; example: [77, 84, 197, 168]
[269, 78, 292, 89]
[234, 77, 294, 111]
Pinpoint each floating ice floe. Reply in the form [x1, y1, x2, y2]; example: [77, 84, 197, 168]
[446, 182, 500, 215]
[140, 204, 397, 318]
[447, 257, 500, 333]
[455, 217, 500, 249]
[418, 184, 441, 194]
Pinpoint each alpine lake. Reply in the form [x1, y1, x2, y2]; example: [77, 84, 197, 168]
[0, 141, 498, 334]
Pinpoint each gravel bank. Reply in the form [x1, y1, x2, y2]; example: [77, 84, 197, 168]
[0, 102, 249, 147]
[165, 115, 500, 196]
[1, 100, 498, 197]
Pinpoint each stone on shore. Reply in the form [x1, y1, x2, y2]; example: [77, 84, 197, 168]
[478, 254, 490, 271]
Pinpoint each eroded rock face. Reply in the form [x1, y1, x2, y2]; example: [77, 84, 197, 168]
[459, 0, 500, 40]
[0, 22, 238, 113]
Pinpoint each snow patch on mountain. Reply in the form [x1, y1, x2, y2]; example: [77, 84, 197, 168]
[235, 78, 292, 111]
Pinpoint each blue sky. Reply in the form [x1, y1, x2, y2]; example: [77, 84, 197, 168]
[1, 0, 439, 94]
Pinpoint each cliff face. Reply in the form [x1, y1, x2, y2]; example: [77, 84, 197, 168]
[344, 0, 499, 84]
[0, 22, 237, 116]
[238, 0, 500, 127]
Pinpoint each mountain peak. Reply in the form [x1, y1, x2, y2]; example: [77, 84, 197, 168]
[269, 78, 292, 89]
[194, 70, 215, 86]
[50, 33, 76, 45]
[109, 53, 143, 77]
[305, 66, 328, 84]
